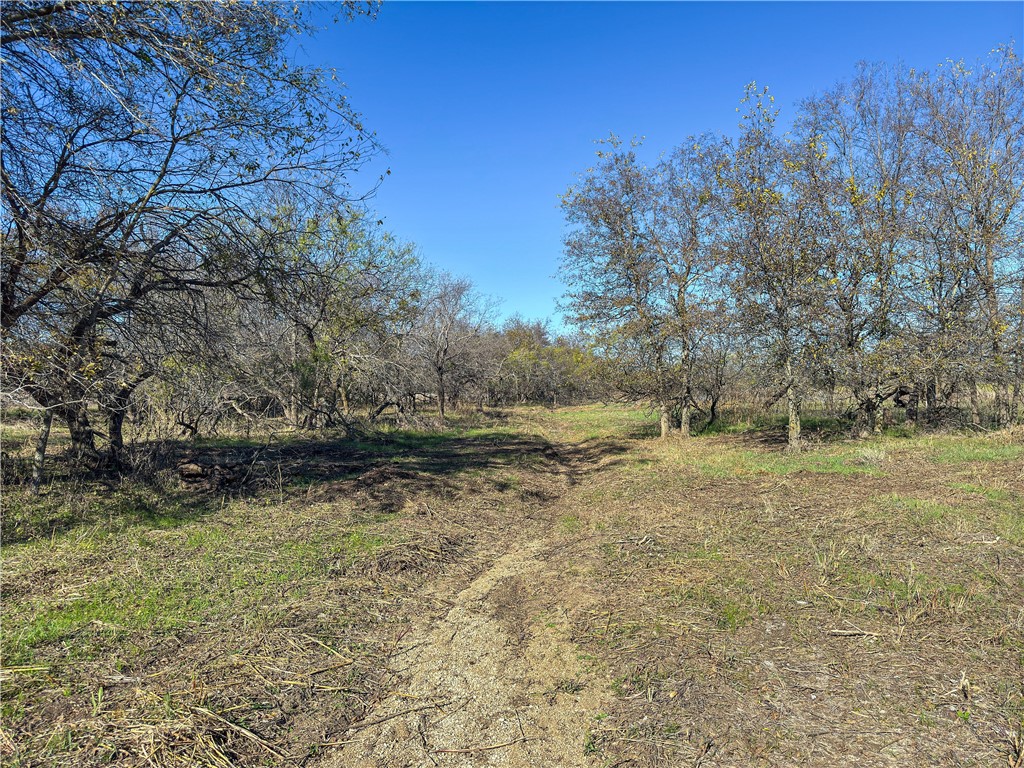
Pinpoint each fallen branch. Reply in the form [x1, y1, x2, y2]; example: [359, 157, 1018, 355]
[827, 619, 879, 637]
[193, 706, 287, 761]
[827, 626, 879, 638]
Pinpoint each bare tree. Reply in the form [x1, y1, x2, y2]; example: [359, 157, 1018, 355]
[796, 62, 918, 433]
[561, 135, 725, 438]
[408, 273, 496, 426]
[1, 1, 377, 472]
[909, 46, 1024, 425]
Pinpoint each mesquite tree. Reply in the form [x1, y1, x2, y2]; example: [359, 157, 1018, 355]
[561, 135, 725, 437]
[718, 86, 829, 450]
[407, 273, 496, 427]
[796, 62, 918, 433]
[909, 46, 1024, 426]
[1, 1, 376, 478]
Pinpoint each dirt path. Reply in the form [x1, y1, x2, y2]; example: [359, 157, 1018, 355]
[322, 509, 607, 767]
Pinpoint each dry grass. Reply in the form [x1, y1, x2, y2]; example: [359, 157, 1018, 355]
[541, 414, 1024, 767]
[2, 405, 1022, 767]
[1, 413, 589, 767]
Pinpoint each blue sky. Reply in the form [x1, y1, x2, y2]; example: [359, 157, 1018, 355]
[297, 2, 1022, 328]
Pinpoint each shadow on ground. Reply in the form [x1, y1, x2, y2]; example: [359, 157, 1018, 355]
[3, 427, 631, 543]
[274, 429, 631, 513]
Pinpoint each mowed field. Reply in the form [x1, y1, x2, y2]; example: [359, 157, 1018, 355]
[2, 406, 1023, 767]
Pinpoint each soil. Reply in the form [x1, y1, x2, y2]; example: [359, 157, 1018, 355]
[324, 538, 606, 768]
[4, 411, 1022, 768]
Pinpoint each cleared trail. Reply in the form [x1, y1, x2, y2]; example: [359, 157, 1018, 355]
[321, 440, 613, 768]
[325, 541, 603, 767]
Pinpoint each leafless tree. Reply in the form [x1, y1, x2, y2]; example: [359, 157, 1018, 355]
[1, 1, 378, 480]
[796, 62, 918, 433]
[407, 273, 497, 426]
[561, 135, 726, 437]
[909, 46, 1024, 425]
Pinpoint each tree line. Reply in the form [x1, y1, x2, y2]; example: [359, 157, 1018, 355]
[0, 2, 598, 491]
[561, 46, 1024, 449]
[2, 3, 1020, 493]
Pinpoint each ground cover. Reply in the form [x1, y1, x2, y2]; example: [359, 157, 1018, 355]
[1, 406, 1021, 767]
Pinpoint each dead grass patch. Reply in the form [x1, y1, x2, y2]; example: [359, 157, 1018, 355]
[3, 407, 1021, 767]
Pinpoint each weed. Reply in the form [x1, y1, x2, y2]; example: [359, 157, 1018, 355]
[90, 686, 105, 717]
[855, 446, 888, 466]
[812, 540, 849, 586]
[872, 494, 974, 529]
[555, 678, 586, 694]
[559, 514, 583, 533]
[918, 711, 938, 727]
[949, 482, 1012, 502]
[716, 599, 751, 630]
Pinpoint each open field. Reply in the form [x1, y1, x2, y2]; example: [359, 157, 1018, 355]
[2, 406, 1023, 767]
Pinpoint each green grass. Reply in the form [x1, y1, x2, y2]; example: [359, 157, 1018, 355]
[833, 561, 982, 620]
[558, 514, 583, 533]
[872, 494, 972, 527]
[3, 484, 216, 543]
[997, 511, 1024, 546]
[698, 409, 852, 437]
[527, 403, 657, 441]
[927, 439, 1024, 464]
[5, 577, 217, 667]
[948, 482, 1012, 502]
[1, 500, 391, 670]
[691, 446, 885, 478]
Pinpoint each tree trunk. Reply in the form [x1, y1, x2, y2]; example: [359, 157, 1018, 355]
[679, 399, 690, 438]
[995, 383, 1010, 428]
[340, 383, 350, 416]
[907, 385, 921, 423]
[104, 376, 148, 470]
[659, 403, 671, 439]
[969, 380, 982, 427]
[872, 394, 884, 435]
[437, 374, 447, 427]
[787, 385, 802, 451]
[108, 408, 127, 468]
[859, 396, 877, 437]
[925, 376, 937, 417]
[30, 410, 53, 495]
[1013, 374, 1023, 425]
[707, 397, 719, 431]
[785, 358, 801, 452]
[63, 402, 101, 467]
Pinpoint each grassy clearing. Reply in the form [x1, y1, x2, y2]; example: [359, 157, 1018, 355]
[1, 410, 574, 767]
[690, 445, 887, 478]
[535, 410, 1023, 767]
[2, 405, 1022, 767]
[928, 438, 1024, 464]
[2, 486, 403, 761]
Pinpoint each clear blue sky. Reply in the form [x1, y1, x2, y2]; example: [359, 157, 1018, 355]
[297, 1, 1022, 328]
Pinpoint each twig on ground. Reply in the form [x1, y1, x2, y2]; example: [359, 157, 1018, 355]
[347, 701, 451, 732]
[193, 705, 287, 761]
[827, 619, 879, 637]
